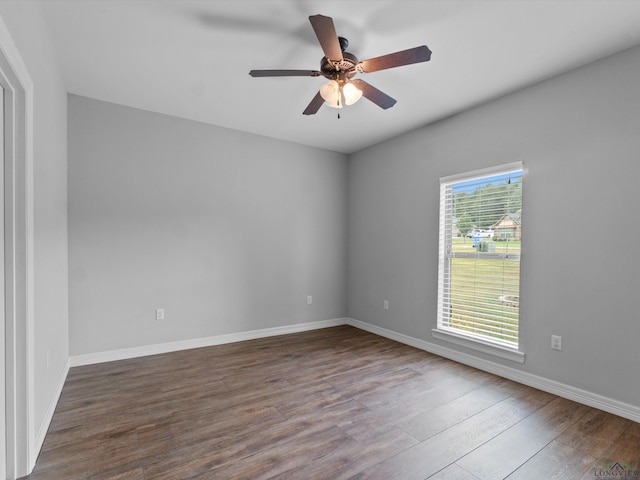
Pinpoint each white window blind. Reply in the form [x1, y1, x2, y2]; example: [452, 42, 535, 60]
[437, 162, 523, 350]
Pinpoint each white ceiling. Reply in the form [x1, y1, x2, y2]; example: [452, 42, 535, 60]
[40, 0, 640, 154]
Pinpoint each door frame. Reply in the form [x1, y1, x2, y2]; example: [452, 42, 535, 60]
[0, 14, 36, 480]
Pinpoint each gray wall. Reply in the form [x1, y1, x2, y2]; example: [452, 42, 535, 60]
[348, 44, 640, 407]
[68, 96, 347, 355]
[0, 1, 69, 438]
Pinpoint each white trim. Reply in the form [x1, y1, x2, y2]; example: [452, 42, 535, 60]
[440, 161, 523, 184]
[0, 13, 35, 479]
[34, 360, 69, 457]
[41, 317, 640, 451]
[346, 318, 640, 423]
[25, 78, 35, 480]
[70, 318, 348, 367]
[431, 328, 525, 363]
[0, 64, 5, 480]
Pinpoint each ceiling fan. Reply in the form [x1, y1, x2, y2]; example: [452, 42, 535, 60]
[249, 14, 432, 115]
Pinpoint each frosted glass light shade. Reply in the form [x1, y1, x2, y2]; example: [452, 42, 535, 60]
[320, 80, 342, 108]
[343, 82, 363, 105]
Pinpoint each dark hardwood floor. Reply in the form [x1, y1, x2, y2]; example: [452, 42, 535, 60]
[22, 326, 640, 479]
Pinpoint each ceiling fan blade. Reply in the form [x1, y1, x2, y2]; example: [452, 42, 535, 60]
[309, 14, 343, 62]
[302, 91, 325, 115]
[351, 79, 397, 109]
[249, 70, 322, 77]
[357, 45, 432, 73]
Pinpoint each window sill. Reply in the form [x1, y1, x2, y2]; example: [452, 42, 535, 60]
[431, 328, 525, 364]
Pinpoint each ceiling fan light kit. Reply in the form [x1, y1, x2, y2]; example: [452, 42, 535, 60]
[319, 74, 363, 109]
[249, 14, 431, 115]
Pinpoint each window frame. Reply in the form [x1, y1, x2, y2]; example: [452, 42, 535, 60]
[433, 162, 525, 364]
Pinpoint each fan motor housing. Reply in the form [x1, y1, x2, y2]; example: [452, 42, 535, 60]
[320, 52, 358, 79]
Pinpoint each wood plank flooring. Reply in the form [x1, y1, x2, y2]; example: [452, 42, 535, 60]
[22, 326, 640, 480]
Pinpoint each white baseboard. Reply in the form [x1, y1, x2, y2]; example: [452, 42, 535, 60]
[32, 358, 70, 465]
[66, 316, 640, 423]
[70, 318, 348, 367]
[345, 317, 640, 424]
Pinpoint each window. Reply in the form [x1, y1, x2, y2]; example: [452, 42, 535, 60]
[434, 162, 524, 362]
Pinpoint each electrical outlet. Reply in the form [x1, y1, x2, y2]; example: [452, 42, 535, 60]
[156, 308, 165, 321]
[383, 300, 389, 310]
[551, 335, 562, 351]
[307, 296, 313, 305]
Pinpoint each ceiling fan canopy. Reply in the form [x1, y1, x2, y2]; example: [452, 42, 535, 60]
[249, 14, 432, 115]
